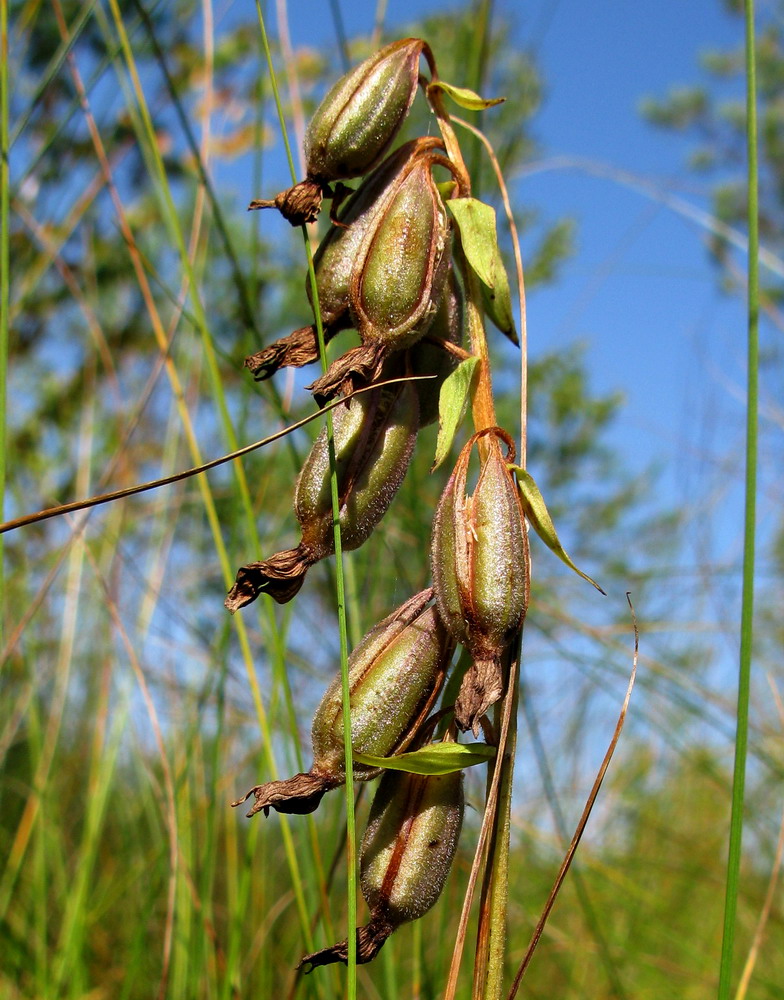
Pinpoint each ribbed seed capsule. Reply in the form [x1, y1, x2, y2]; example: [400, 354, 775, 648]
[225, 378, 419, 611]
[409, 268, 465, 427]
[244, 139, 445, 383]
[308, 147, 455, 405]
[305, 38, 427, 183]
[231, 589, 454, 818]
[300, 765, 464, 969]
[249, 38, 429, 226]
[431, 427, 530, 734]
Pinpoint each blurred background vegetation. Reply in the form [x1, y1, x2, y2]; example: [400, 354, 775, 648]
[1, 0, 782, 997]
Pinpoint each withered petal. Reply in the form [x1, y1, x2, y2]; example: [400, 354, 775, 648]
[248, 177, 324, 227]
[224, 545, 315, 612]
[454, 657, 504, 737]
[307, 343, 387, 406]
[231, 771, 331, 818]
[297, 914, 395, 972]
[244, 326, 320, 382]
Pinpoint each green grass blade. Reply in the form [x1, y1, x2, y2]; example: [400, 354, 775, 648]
[8, 0, 98, 149]
[0, 0, 9, 599]
[717, 1, 759, 997]
[254, 9, 357, 992]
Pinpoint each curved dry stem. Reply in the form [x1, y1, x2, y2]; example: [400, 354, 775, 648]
[506, 593, 639, 999]
[451, 114, 528, 465]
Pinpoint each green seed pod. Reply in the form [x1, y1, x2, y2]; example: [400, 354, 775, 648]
[231, 589, 454, 818]
[431, 427, 530, 734]
[308, 147, 455, 405]
[224, 378, 419, 611]
[409, 268, 465, 427]
[311, 594, 454, 781]
[305, 38, 427, 183]
[244, 139, 445, 383]
[249, 38, 431, 226]
[299, 765, 464, 970]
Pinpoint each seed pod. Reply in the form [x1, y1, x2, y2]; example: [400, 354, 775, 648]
[244, 139, 445, 383]
[431, 427, 530, 734]
[299, 765, 464, 969]
[225, 378, 419, 611]
[408, 268, 465, 427]
[231, 589, 454, 818]
[250, 39, 429, 226]
[306, 38, 427, 183]
[308, 147, 454, 405]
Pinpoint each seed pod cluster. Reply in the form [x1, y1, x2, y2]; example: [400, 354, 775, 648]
[229, 37, 524, 975]
[245, 137, 447, 383]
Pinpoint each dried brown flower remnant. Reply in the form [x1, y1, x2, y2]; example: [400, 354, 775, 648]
[431, 427, 530, 734]
[232, 590, 454, 818]
[251, 39, 428, 226]
[299, 765, 464, 970]
[245, 138, 445, 383]
[225, 377, 418, 611]
[308, 147, 454, 405]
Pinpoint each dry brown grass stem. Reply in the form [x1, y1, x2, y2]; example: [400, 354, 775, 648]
[452, 114, 528, 465]
[506, 593, 639, 999]
[0, 375, 431, 536]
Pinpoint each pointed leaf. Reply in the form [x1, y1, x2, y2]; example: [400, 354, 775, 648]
[430, 79, 505, 111]
[447, 198, 498, 288]
[448, 198, 519, 346]
[432, 356, 479, 471]
[513, 466, 607, 595]
[353, 742, 496, 775]
[481, 247, 518, 345]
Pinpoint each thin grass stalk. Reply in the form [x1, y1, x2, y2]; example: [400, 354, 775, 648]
[254, 7, 357, 990]
[98, 561, 179, 1000]
[60, 3, 322, 970]
[0, 380, 407, 536]
[519, 668, 628, 996]
[0, 391, 98, 921]
[130, 0, 287, 367]
[0, 0, 9, 601]
[717, 1, 760, 996]
[8, 0, 98, 147]
[103, 0, 257, 532]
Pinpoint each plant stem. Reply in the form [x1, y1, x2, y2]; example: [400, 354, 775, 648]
[0, 0, 9, 604]
[254, 8, 357, 992]
[425, 73, 497, 437]
[717, 2, 759, 997]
